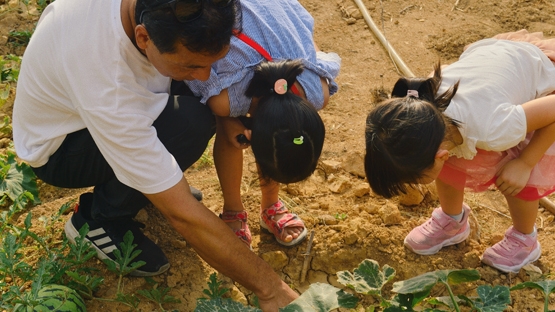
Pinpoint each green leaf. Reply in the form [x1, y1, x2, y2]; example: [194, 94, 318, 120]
[391, 269, 479, 306]
[510, 280, 555, 294]
[279, 283, 358, 311]
[0, 152, 40, 207]
[336, 259, 395, 295]
[195, 298, 262, 311]
[201, 272, 229, 299]
[469, 285, 511, 312]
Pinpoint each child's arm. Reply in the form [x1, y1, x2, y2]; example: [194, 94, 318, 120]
[496, 94, 555, 196]
[206, 89, 231, 117]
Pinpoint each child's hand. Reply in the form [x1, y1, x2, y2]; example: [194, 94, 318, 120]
[495, 158, 533, 197]
[218, 116, 250, 149]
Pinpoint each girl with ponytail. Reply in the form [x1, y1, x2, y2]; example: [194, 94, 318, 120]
[185, 0, 340, 248]
[365, 31, 555, 274]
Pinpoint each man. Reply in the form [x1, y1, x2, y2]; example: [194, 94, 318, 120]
[13, 0, 298, 309]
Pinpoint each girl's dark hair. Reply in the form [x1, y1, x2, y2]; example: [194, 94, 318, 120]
[246, 60, 326, 184]
[136, 0, 242, 54]
[364, 63, 460, 198]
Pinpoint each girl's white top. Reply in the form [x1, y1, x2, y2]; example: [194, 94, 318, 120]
[440, 39, 555, 159]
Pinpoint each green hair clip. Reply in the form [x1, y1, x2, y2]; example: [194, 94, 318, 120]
[293, 136, 304, 145]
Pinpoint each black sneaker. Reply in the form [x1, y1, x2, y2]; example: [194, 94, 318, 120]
[64, 193, 170, 277]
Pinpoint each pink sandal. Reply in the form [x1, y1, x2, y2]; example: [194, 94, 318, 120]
[220, 211, 252, 250]
[260, 201, 308, 247]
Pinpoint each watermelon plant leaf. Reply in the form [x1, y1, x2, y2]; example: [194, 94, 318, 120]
[511, 280, 555, 312]
[279, 283, 358, 311]
[200, 272, 229, 299]
[195, 297, 261, 311]
[337, 259, 396, 295]
[0, 151, 40, 208]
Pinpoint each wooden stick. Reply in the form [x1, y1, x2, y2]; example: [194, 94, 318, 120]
[539, 197, 555, 215]
[351, 0, 415, 77]
[300, 230, 315, 283]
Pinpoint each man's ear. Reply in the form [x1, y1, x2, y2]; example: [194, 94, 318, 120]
[435, 149, 449, 161]
[244, 129, 252, 141]
[135, 24, 150, 50]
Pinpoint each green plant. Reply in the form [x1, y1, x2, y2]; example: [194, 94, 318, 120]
[333, 212, 348, 221]
[337, 259, 514, 312]
[15, 284, 87, 312]
[137, 277, 180, 312]
[0, 54, 22, 107]
[7, 30, 33, 48]
[101, 230, 146, 309]
[195, 272, 358, 311]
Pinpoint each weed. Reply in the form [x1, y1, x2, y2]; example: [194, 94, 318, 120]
[334, 212, 348, 221]
[7, 30, 33, 48]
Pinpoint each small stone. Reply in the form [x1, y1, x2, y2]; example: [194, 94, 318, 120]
[353, 183, 370, 197]
[319, 215, 339, 225]
[342, 152, 366, 178]
[398, 186, 425, 206]
[171, 239, 187, 249]
[229, 286, 248, 305]
[378, 202, 403, 225]
[134, 209, 149, 223]
[260, 250, 289, 270]
[329, 179, 350, 194]
[462, 250, 481, 268]
[321, 160, 342, 174]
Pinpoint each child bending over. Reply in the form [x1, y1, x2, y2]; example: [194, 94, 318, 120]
[186, 0, 341, 248]
[365, 30, 555, 273]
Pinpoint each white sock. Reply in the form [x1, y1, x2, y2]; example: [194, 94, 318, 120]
[448, 212, 464, 222]
[526, 227, 537, 238]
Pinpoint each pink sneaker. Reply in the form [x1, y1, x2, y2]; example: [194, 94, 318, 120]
[481, 226, 541, 273]
[404, 204, 471, 255]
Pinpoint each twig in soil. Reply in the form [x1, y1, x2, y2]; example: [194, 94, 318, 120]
[539, 197, 555, 216]
[451, 0, 461, 11]
[300, 230, 315, 283]
[399, 5, 415, 14]
[477, 203, 511, 219]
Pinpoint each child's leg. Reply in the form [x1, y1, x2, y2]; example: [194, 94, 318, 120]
[259, 173, 306, 244]
[404, 178, 470, 255]
[436, 178, 465, 215]
[481, 195, 540, 273]
[505, 195, 538, 234]
[214, 119, 246, 215]
[213, 118, 251, 247]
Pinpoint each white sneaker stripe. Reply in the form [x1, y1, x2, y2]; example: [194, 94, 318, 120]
[88, 228, 107, 237]
[102, 245, 117, 254]
[94, 237, 112, 246]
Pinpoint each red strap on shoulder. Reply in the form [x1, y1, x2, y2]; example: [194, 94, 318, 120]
[233, 30, 272, 61]
[233, 30, 301, 96]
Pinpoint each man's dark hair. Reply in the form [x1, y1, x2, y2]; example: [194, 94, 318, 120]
[364, 63, 460, 198]
[135, 0, 242, 55]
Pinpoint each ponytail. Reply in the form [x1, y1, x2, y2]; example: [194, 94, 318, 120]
[391, 62, 460, 114]
[245, 59, 304, 98]
[364, 62, 461, 198]
[247, 60, 325, 184]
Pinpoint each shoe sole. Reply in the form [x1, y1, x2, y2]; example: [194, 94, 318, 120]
[481, 242, 541, 274]
[260, 219, 308, 247]
[404, 224, 471, 255]
[64, 219, 170, 277]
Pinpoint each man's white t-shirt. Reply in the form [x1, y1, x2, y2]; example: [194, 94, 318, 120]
[439, 39, 555, 159]
[13, 0, 184, 194]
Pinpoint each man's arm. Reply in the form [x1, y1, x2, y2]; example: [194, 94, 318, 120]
[144, 177, 298, 311]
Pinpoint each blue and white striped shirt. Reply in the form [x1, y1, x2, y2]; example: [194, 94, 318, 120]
[185, 0, 341, 117]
